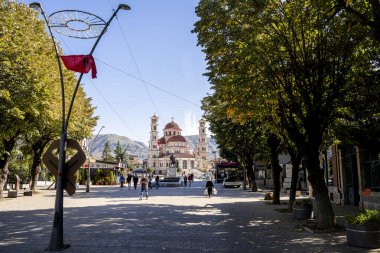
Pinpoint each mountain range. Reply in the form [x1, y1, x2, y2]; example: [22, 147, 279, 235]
[88, 134, 218, 161]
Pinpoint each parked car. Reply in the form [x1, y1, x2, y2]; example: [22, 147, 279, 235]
[223, 176, 243, 188]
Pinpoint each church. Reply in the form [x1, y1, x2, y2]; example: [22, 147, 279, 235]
[147, 114, 208, 175]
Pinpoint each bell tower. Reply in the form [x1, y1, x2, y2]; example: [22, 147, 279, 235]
[148, 114, 159, 169]
[196, 118, 208, 169]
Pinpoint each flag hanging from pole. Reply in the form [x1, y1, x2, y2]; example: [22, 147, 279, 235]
[60, 55, 97, 78]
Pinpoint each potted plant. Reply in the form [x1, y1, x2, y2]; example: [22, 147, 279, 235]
[345, 209, 380, 249]
[292, 198, 313, 220]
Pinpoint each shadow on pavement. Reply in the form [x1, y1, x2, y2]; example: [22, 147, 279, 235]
[0, 184, 370, 253]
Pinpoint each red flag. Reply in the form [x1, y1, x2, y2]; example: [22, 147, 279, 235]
[60, 55, 97, 78]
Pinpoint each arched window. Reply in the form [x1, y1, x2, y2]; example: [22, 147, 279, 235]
[182, 160, 187, 169]
[190, 161, 194, 169]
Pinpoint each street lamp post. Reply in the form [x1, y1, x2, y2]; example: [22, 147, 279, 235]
[29, 3, 130, 251]
[211, 149, 217, 180]
[86, 126, 105, 192]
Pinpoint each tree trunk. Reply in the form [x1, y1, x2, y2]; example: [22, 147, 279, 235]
[30, 147, 43, 192]
[304, 144, 335, 228]
[246, 168, 251, 188]
[0, 137, 17, 199]
[250, 170, 258, 192]
[288, 148, 302, 211]
[268, 134, 282, 204]
[245, 155, 258, 192]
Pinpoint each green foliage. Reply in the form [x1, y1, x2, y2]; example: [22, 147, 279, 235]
[78, 168, 87, 184]
[7, 149, 31, 183]
[0, 1, 52, 148]
[107, 170, 115, 184]
[95, 169, 102, 184]
[102, 141, 114, 163]
[193, 0, 378, 227]
[335, 0, 380, 42]
[93, 169, 115, 185]
[0, 1, 98, 193]
[147, 167, 154, 174]
[114, 141, 128, 163]
[345, 209, 380, 225]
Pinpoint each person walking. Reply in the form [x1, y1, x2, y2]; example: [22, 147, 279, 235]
[188, 174, 192, 187]
[183, 174, 188, 187]
[205, 178, 214, 198]
[133, 174, 138, 190]
[148, 175, 153, 190]
[139, 175, 148, 200]
[127, 174, 132, 189]
[155, 175, 160, 189]
[119, 174, 125, 188]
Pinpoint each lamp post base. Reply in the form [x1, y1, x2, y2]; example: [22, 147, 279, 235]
[46, 244, 71, 252]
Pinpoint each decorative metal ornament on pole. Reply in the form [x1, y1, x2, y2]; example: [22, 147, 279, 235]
[86, 126, 105, 193]
[30, 3, 130, 251]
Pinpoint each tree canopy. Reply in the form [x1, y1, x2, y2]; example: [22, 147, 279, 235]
[0, 1, 98, 195]
[102, 141, 114, 163]
[194, 0, 379, 228]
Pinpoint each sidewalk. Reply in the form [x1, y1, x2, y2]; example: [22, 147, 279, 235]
[0, 182, 376, 253]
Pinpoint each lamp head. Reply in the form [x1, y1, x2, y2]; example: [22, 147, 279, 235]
[29, 2, 42, 11]
[118, 4, 131, 11]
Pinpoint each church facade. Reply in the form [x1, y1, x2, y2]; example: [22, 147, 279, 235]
[147, 114, 208, 175]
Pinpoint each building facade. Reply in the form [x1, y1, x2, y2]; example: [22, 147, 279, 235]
[330, 144, 380, 210]
[147, 114, 208, 175]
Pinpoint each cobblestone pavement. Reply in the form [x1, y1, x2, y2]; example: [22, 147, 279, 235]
[0, 182, 376, 253]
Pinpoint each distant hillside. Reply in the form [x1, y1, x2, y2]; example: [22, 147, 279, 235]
[88, 134, 218, 160]
[184, 135, 219, 158]
[88, 134, 147, 160]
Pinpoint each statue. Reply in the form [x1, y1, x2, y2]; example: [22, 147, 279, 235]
[167, 154, 177, 177]
[170, 154, 176, 167]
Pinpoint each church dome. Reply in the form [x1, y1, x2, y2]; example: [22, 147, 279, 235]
[167, 135, 186, 143]
[164, 121, 181, 130]
[157, 137, 166, 145]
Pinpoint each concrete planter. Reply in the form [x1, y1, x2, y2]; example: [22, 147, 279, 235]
[346, 223, 380, 249]
[293, 205, 313, 220]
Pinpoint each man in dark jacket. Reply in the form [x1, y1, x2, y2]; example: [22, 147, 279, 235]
[133, 174, 138, 190]
[205, 179, 214, 198]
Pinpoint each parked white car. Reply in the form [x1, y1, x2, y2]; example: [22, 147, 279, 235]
[223, 176, 243, 188]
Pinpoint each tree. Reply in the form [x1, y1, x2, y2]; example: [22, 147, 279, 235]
[0, 2, 98, 193]
[335, 0, 380, 42]
[114, 141, 128, 166]
[202, 95, 269, 192]
[25, 82, 97, 191]
[0, 1, 56, 198]
[102, 141, 114, 163]
[194, 0, 375, 228]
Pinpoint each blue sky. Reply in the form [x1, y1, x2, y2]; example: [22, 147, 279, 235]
[20, 0, 210, 144]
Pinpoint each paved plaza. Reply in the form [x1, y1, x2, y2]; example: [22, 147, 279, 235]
[0, 181, 376, 253]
